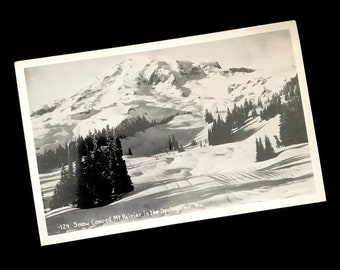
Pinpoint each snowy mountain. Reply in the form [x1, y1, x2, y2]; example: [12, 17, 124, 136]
[31, 57, 296, 153]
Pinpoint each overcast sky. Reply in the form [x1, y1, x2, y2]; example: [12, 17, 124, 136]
[25, 30, 295, 111]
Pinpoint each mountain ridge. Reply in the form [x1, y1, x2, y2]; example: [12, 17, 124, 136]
[30, 57, 296, 153]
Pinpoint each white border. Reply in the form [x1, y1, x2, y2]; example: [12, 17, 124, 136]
[15, 20, 326, 246]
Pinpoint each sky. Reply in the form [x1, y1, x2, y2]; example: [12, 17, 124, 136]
[25, 30, 295, 111]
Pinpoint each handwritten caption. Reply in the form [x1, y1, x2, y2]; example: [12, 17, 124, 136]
[57, 202, 203, 231]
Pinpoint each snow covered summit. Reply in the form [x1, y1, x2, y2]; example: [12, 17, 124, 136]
[30, 57, 296, 153]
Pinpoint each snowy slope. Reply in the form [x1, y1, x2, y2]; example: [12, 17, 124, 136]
[44, 115, 314, 235]
[31, 56, 296, 152]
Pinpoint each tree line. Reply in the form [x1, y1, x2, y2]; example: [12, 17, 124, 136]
[259, 75, 308, 146]
[206, 98, 257, 146]
[255, 136, 275, 162]
[37, 113, 181, 173]
[255, 75, 308, 162]
[203, 75, 308, 162]
[50, 127, 133, 209]
[168, 134, 184, 152]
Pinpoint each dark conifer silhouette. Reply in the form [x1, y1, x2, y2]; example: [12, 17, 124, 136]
[208, 113, 233, 146]
[279, 76, 308, 146]
[256, 136, 275, 162]
[50, 149, 77, 210]
[168, 135, 173, 150]
[205, 109, 214, 123]
[256, 137, 265, 162]
[112, 137, 134, 195]
[49, 127, 135, 209]
[178, 143, 185, 152]
[264, 136, 275, 158]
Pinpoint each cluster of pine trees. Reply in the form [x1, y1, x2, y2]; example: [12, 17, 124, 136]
[280, 76, 308, 145]
[50, 127, 134, 209]
[168, 134, 184, 152]
[260, 93, 281, 121]
[37, 113, 181, 173]
[115, 114, 177, 138]
[255, 75, 308, 162]
[204, 75, 307, 162]
[258, 75, 308, 146]
[36, 142, 79, 173]
[208, 115, 233, 145]
[255, 136, 275, 162]
[207, 98, 257, 146]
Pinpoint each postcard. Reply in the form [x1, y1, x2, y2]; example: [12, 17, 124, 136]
[15, 20, 325, 245]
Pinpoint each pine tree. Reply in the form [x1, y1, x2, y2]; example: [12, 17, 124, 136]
[252, 108, 257, 118]
[279, 76, 308, 146]
[207, 111, 234, 146]
[128, 147, 133, 155]
[256, 137, 265, 162]
[76, 133, 134, 208]
[77, 136, 87, 157]
[113, 137, 134, 195]
[50, 158, 77, 210]
[92, 145, 113, 205]
[77, 152, 97, 208]
[274, 135, 282, 148]
[208, 129, 212, 145]
[178, 143, 185, 152]
[264, 136, 275, 159]
[85, 135, 95, 152]
[171, 134, 179, 150]
[190, 139, 197, 146]
[168, 135, 173, 150]
[205, 109, 214, 123]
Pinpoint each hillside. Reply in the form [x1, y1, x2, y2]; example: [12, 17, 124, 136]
[44, 115, 315, 235]
[31, 55, 317, 236]
[30, 57, 296, 153]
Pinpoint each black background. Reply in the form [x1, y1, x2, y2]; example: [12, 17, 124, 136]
[5, 2, 336, 265]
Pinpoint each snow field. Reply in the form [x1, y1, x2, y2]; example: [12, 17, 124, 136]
[44, 114, 315, 235]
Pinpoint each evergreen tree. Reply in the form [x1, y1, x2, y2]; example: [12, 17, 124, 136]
[168, 135, 173, 150]
[205, 109, 214, 123]
[92, 145, 113, 205]
[68, 141, 78, 162]
[178, 143, 185, 152]
[252, 107, 257, 118]
[77, 152, 97, 208]
[128, 147, 133, 155]
[56, 144, 67, 168]
[190, 139, 197, 146]
[77, 136, 87, 157]
[112, 138, 134, 195]
[171, 134, 179, 150]
[264, 136, 275, 159]
[256, 136, 275, 162]
[74, 131, 134, 208]
[84, 134, 94, 152]
[256, 137, 265, 162]
[279, 76, 308, 146]
[274, 135, 282, 148]
[208, 113, 233, 146]
[50, 161, 77, 210]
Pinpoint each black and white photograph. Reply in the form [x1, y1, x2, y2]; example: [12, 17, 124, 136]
[15, 21, 326, 246]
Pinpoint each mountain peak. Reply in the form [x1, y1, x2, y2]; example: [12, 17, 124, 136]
[200, 61, 222, 69]
[31, 56, 296, 153]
